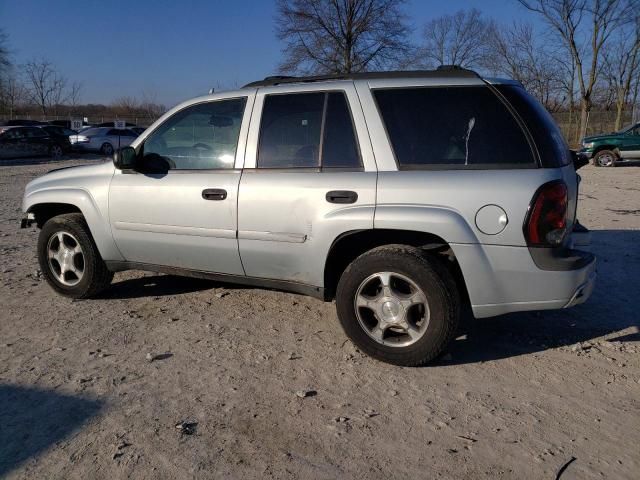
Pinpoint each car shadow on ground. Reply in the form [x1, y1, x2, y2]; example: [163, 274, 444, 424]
[436, 229, 640, 366]
[0, 384, 103, 477]
[96, 230, 638, 365]
[98, 274, 252, 300]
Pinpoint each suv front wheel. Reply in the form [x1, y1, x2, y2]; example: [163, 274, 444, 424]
[336, 245, 460, 366]
[37, 213, 113, 298]
[593, 149, 617, 167]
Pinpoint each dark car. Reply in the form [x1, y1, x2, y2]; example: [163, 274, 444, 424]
[0, 126, 66, 159]
[38, 125, 74, 153]
[96, 121, 137, 128]
[4, 119, 48, 127]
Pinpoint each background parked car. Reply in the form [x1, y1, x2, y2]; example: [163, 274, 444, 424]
[579, 122, 640, 166]
[48, 120, 94, 130]
[37, 125, 74, 154]
[4, 119, 48, 127]
[69, 127, 138, 155]
[96, 121, 137, 128]
[0, 126, 66, 159]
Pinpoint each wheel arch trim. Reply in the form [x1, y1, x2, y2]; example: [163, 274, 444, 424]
[24, 188, 123, 261]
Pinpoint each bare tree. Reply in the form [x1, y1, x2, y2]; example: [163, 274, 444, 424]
[486, 22, 565, 110]
[420, 9, 493, 69]
[0, 72, 25, 118]
[275, 0, 412, 75]
[68, 81, 83, 109]
[0, 29, 10, 78]
[112, 96, 140, 115]
[140, 89, 165, 120]
[518, 0, 635, 139]
[602, 16, 640, 129]
[22, 59, 68, 116]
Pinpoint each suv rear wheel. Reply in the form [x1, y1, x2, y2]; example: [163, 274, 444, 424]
[49, 144, 64, 159]
[336, 245, 459, 366]
[37, 213, 113, 298]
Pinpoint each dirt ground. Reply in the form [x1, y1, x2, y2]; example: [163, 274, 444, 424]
[0, 156, 638, 480]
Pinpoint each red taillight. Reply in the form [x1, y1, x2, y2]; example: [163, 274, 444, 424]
[525, 181, 568, 246]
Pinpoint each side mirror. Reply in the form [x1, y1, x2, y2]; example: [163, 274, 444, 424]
[114, 146, 137, 169]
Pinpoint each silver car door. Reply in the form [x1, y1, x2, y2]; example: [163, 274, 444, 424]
[237, 82, 377, 288]
[109, 94, 254, 274]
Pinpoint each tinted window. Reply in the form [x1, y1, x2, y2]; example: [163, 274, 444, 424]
[496, 85, 570, 167]
[143, 98, 246, 170]
[24, 127, 47, 138]
[322, 92, 361, 168]
[82, 128, 103, 136]
[374, 86, 535, 168]
[258, 93, 324, 168]
[258, 92, 361, 169]
[107, 128, 131, 136]
[44, 126, 63, 136]
[2, 129, 21, 139]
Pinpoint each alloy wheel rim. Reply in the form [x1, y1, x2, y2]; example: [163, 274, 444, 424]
[598, 153, 613, 166]
[51, 145, 63, 158]
[354, 271, 430, 347]
[47, 231, 85, 286]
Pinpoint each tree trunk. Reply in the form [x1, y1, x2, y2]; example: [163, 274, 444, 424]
[579, 98, 591, 141]
[614, 98, 624, 131]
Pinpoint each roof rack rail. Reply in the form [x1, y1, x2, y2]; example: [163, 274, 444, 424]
[242, 68, 480, 88]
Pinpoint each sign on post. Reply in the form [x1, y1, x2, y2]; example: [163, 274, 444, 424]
[71, 118, 83, 131]
[114, 119, 126, 129]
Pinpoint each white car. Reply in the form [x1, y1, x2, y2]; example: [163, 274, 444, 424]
[70, 127, 138, 156]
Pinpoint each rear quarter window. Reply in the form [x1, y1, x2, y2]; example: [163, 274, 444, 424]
[373, 86, 536, 169]
[496, 85, 571, 167]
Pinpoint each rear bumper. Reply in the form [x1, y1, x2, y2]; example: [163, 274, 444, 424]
[563, 270, 596, 308]
[452, 238, 596, 318]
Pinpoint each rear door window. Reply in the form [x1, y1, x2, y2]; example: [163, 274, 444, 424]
[373, 86, 535, 169]
[322, 92, 361, 168]
[257, 91, 361, 169]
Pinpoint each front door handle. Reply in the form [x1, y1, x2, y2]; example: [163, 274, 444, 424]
[202, 188, 227, 201]
[326, 190, 358, 204]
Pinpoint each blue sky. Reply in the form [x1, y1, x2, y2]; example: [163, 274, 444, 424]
[1, 0, 533, 107]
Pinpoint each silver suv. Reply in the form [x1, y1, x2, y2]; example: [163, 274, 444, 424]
[21, 69, 596, 366]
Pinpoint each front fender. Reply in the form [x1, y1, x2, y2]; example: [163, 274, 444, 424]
[24, 187, 124, 262]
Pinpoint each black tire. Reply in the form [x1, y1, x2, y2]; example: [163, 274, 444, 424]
[49, 144, 64, 159]
[336, 245, 460, 367]
[100, 143, 114, 156]
[37, 213, 113, 298]
[593, 149, 616, 167]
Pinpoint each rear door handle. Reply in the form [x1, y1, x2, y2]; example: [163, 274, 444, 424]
[326, 190, 358, 204]
[202, 188, 227, 201]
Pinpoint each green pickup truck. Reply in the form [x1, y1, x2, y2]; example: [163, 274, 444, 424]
[579, 122, 640, 166]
